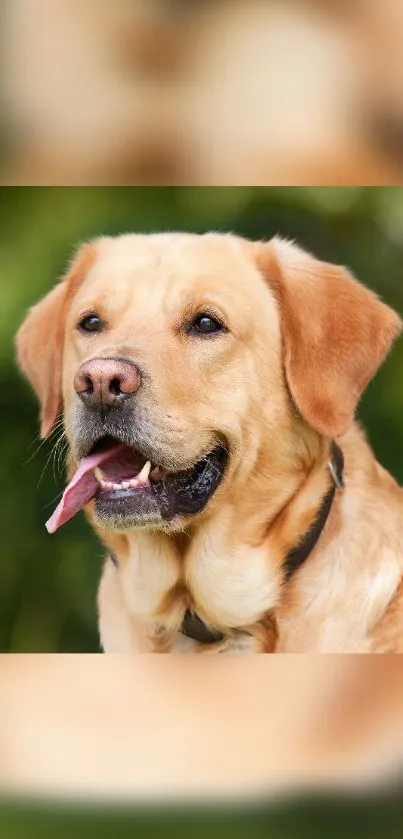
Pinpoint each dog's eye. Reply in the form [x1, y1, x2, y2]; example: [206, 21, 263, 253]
[78, 315, 104, 334]
[189, 314, 225, 336]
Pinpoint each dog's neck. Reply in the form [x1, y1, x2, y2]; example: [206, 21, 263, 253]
[275, 427, 403, 652]
[98, 433, 342, 651]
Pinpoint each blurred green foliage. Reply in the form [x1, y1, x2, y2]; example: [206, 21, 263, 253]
[1, 186, 403, 653]
[1, 794, 403, 839]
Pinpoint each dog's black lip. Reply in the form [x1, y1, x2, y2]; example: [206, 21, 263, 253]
[96, 485, 153, 500]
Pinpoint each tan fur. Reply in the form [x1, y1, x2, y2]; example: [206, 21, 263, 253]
[16, 232, 403, 653]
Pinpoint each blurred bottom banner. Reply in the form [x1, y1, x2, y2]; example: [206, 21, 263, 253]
[0, 656, 402, 820]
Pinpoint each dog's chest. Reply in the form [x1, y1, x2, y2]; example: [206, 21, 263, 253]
[120, 532, 279, 630]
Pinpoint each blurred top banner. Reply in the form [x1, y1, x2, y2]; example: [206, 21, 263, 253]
[2, 0, 403, 186]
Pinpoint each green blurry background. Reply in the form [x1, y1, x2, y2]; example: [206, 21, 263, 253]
[1, 186, 403, 653]
[1, 795, 403, 839]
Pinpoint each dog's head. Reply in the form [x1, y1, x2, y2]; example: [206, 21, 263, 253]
[16, 233, 401, 535]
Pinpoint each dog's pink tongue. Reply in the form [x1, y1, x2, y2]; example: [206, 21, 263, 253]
[46, 444, 125, 534]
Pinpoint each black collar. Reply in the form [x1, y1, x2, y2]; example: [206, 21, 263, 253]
[180, 442, 345, 645]
[283, 441, 344, 580]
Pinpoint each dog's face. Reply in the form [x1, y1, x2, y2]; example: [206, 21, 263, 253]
[16, 233, 401, 536]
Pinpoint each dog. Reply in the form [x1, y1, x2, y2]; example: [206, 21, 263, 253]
[16, 232, 403, 652]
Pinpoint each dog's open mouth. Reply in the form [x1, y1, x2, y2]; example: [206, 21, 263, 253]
[46, 436, 228, 533]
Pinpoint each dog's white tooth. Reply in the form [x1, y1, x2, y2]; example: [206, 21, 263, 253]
[129, 478, 139, 488]
[94, 467, 105, 484]
[121, 481, 131, 490]
[112, 483, 122, 491]
[138, 460, 152, 483]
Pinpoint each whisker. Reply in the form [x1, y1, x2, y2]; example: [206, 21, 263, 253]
[55, 440, 69, 478]
[36, 428, 67, 489]
[37, 448, 57, 489]
[27, 418, 64, 451]
[51, 433, 69, 481]
[24, 417, 66, 465]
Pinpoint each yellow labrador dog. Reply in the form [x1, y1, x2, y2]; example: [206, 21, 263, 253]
[16, 233, 403, 652]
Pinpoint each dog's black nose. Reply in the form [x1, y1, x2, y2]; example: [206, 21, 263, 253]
[74, 358, 141, 409]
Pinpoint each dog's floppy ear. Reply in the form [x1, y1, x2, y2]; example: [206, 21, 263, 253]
[257, 238, 402, 438]
[16, 243, 96, 438]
